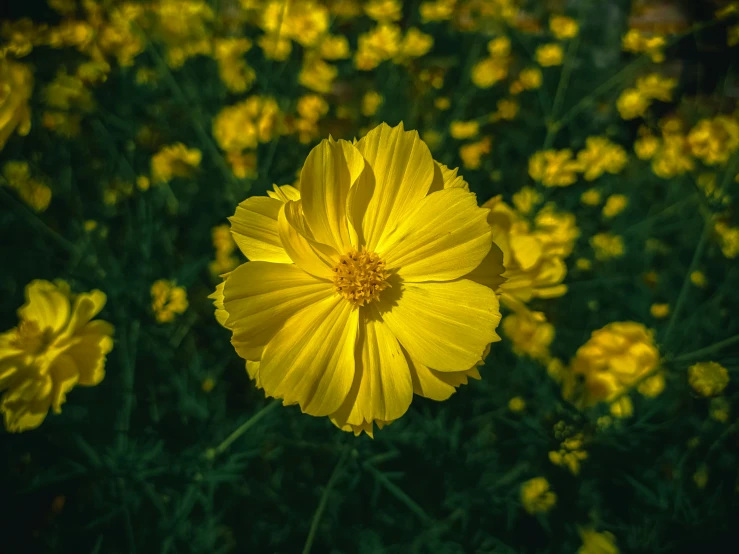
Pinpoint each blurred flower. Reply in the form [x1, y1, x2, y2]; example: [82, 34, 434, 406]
[550, 15, 579, 39]
[535, 43, 564, 66]
[590, 233, 624, 260]
[487, 37, 511, 57]
[650, 303, 670, 318]
[580, 189, 602, 206]
[201, 377, 215, 393]
[651, 133, 694, 178]
[420, 0, 456, 22]
[261, 0, 329, 48]
[576, 258, 592, 271]
[299, 58, 338, 93]
[529, 149, 579, 187]
[578, 527, 619, 554]
[0, 59, 33, 151]
[508, 396, 526, 412]
[688, 362, 729, 397]
[636, 73, 676, 102]
[511, 186, 541, 215]
[151, 0, 214, 67]
[151, 280, 189, 323]
[361, 91, 383, 116]
[518, 67, 543, 90]
[151, 143, 202, 184]
[258, 33, 292, 60]
[492, 98, 519, 121]
[213, 38, 255, 93]
[710, 396, 730, 422]
[213, 123, 504, 436]
[688, 116, 739, 166]
[570, 322, 662, 408]
[502, 308, 554, 362]
[602, 194, 628, 218]
[210, 224, 239, 276]
[575, 137, 628, 181]
[520, 477, 556, 514]
[459, 136, 491, 169]
[450, 120, 479, 139]
[297, 94, 329, 122]
[693, 465, 708, 489]
[434, 97, 451, 110]
[549, 424, 588, 475]
[355, 24, 402, 70]
[0, 280, 113, 432]
[690, 270, 707, 287]
[634, 134, 660, 159]
[318, 35, 350, 60]
[714, 222, 739, 259]
[471, 57, 509, 88]
[622, 29, 665, 62]
[616, 88, 649, 120]
[2, 161, 51, 212]
[213, 96, 282, 156]
[365, 0, 402, 22]
[398, 28, 434, 59]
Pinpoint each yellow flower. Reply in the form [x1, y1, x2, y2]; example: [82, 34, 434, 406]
[210, 224, 239, 276]
[151, 143, 202, 184]
[710, 396, 730, 422]
[434, 97, 451, 110]
[482, 198, 577, 309]
[602, 194, 628, 218]
[258, 33, 292, 60]
[576, 258, 592, 271]
[299, 59, 338, 93]
[151, 280, 189, 323]
[535, 43, 564, 67]
[213, 96, 281, 154]
[549, 429, 588, 475]
[151, 0, 214, 67]
[634, 135, 660, 159]
[361, 91, 383, 117]
[399, 28, 434, 60]
[518, 67, 543, 90]
[575, 137, 628, 181]
[580, 188, 602, 206]
[471, 57, 509, 88]
[493, 98, 519, 121]
[419, 0, 456, 22]
[622, 29, 665, 62]
[616, 88, 649, 120]
[529, 149, 579, 187]
[578, 527, 619, 554]
[688, 116, 739, 166]
[318, 35, 350, 60]
[355, 24, 402, 70]
[450, 120, 480, 140]
[0, 59, 33, 151]
[690, 270, 707, 287]
[0, 280, 114, 432]
[511, 186, 541, 215]
[487, 37, 511, 58]
[297, 94, 329, 123]
[571, 322, 661, 406]
[550, 15, 579, 39]
[590, 233, 624, 260]
[520, 477, 556, 514]
[212, 123, 504, 435]
[261, 0, 329, 48]
[502, 308, 554, 362]
[213, 38, 255, 93]
[508, 396, 526, 412]
[201, 377, 215, 393]
[2, 160, 52, 212]
[459, 136, 492, 169]
[729, 24, 739, 47]
[693, 465, 708, 489]
[714, 222, 739, 259]
[651, 134, 694, 178]
[650, 303, 670, 318]
[364, 0, 402, 21]
[635, 73, 676, 102]
[688, 362, 729, 397]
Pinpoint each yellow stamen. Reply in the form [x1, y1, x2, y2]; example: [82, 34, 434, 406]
[332, 250, 390, 307]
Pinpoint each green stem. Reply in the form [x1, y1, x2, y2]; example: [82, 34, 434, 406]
[363, 463, 432, 525]
[543, 35, 580, 149]
[672, 334, 739, 363]
[302, 447, 350, 554]
[205, 400, 281, 460]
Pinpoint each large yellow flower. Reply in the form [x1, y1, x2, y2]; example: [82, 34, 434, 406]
[212, 123, 504, 435]
[0, 280, 114, 432]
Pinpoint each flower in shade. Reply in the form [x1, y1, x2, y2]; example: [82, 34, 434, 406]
[520, 477, 557, 514]
[212, 123, 504, 435]
[688, 361, 729, 397]
[0, 59, 33, 151]
[0, 280, 114, 432]
[578, 527, 619, 554]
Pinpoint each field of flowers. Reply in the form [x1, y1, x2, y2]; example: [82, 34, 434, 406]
[1, 0, 739, 552]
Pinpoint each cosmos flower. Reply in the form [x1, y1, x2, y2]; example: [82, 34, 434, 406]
[212, 122, 504, 435]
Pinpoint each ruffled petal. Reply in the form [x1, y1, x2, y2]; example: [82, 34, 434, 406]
[48, 354, 80, 412]
[1, 374, 53, 432]
[300, 137, 365, 252]
[63, 320, 114, 386]
[407, 354, 480, 401]
[60, 290, 107, 339]
[351, 122, 435, 251]
[229, 196, 292, 263]
[278, 201, 339, 279]
[259, 295, 359, 416]
[266, 184, 301, 202]
[464, 242, 506, 291]
[380, 280, 501, 371]
[208, 277, 230, 328]
[329, 309, 413, 431]
[222, 261, 334, 361]
[18, 280, 70, 335]
[428, 162, 470, 194]
[378, 188, 492, 282]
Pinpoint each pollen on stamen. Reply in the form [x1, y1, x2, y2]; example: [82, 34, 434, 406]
[331, 250, 390, 307]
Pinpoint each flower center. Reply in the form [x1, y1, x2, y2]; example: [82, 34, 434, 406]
[12, 320, 53, 355]
[331, 250, 390, 307]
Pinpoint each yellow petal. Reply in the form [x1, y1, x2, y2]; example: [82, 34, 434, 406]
[63, 320, 114, 386]
[464, 242, 506, 291]
[300, 137, 365, 251]
[379, 188, 492, 282]
[1, 375, 52, 432]
[48, 354, 80, 412]
[428, 161, 470, 193]
[266, 184, 301, 202]
[278, 201, 338, 279]
[352, 122, 435, 250]
[510, 234, 543, 270]
[246, 360, 261, 387]
[407, 349, 482, 401]
[259, 295, 359, 416]
[330, 310, 413, 428]
[229, 196, 292, 263]
[61, 290, 107, 338]
[209, 278, 230, 327]
[381, 280, 501, 371]
[223, 261, 333, 361]
[18, 280, 70, 334]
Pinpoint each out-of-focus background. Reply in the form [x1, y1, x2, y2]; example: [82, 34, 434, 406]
[1, 0, 739, 552]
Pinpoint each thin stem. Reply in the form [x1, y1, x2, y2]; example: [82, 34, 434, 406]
[205, 400, 281, 460]
[302, 447, 350, 554]
[673, 334, 739, 363]
[117, 321, 140, 453]
[543, 35, 580, 149]
[363, 463, 432, 525]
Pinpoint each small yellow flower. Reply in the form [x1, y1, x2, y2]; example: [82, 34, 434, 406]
[299, 59, 338, 93]
[578, 527, 619, 554]
[622, 29, 665, 62]
[450, 120, 480, 140]
[602, 194, 628, 218]
[518, 67, 543, 90]
[576, 137, 628, 181]
[487, 37, 511, 58]
[636, 73, 676, 102]
[576, 258, 592, 271]
[261, 0, 329, 48]
[581, 189, 602, 206]
[634, 135, 660, 160]
[529, 149, 579, 187]
[419, 0, 456, 22]
[520, 477, 556, 514]
[693, 465, 709, 489]
[213, 96, 281, 155]
[550, 16, 579, 39]
[201, 377, 216, 393]
[434, 97, 451, 110]
[688, 116, 739, 166]
[1, 160, 52, 212]
[151, 143, 202, 184]
[258, 34, 292, 61]
[399, 28, 434, 60]
[549, 430, 588, 475]
[213, 38, 255, 93]
[690, 270, 707, 288]
[297, 95, 329, 123]
[511, 186, 541, 215]
[471, 57, 509, 88]
[688, 362, 729, 397]
[616, 88, 650, 120]
[459, 137, 492, 169]
[318, 35, 350, 60]
[0, 280, 114, 432]
[710, 396, 730, 422]
[151, 280, 189, 323]
[590, 233, 624, 260]
[508, 396, 526, 412]
[535, 43, 564, 67]
[0, 60, 33, 152]
[502, 309, 554, 362]
[364, 0, 402, 22]
[650, 303, 670, 318]
[714, 222, 739, 259]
